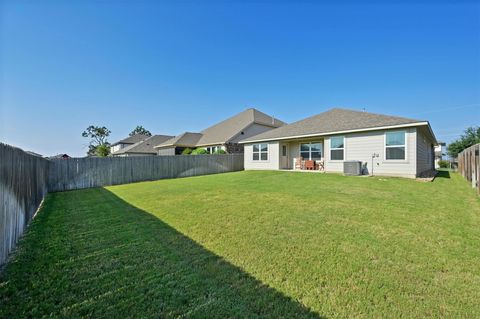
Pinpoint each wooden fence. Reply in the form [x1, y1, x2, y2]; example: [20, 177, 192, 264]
[47, 154, 244, 192]
[0, 143, 50, 265]
[458, 143, 480, 193]
[0, 143, 244, 265]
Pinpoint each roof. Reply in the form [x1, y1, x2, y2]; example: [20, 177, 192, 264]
[240, 108, 433, 143]
[111, 135, 174, 155]
[48, 154, 71, 159]
[155, 108, 286, 148]
[111, 134, 150, 146]
[156, 132, 203, 148]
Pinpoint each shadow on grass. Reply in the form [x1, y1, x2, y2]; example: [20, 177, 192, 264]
[0, 187, 322, 318]
[436, 170, 451, 179]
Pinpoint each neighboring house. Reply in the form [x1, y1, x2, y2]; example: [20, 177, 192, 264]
[48, 154, 71, 160]
[110, 134, 150, 154]
[155, 108, 286, 155]
[434, 141, 447, 168]
[111, 135, 174, 157]
[25, 151, 44, 157]
[240, 108, 437, 179]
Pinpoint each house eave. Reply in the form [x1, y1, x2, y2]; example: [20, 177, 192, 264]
[239, 121, 431, 144]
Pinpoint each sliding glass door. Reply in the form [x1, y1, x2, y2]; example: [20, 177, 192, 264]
[300, 142, 322, 160]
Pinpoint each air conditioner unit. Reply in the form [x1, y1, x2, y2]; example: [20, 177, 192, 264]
[344, 161, 362, 176]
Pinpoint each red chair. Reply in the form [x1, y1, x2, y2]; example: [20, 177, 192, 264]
[305, 160, 315, 170]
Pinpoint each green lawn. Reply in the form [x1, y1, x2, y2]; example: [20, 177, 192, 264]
[1, 170, 479, 318]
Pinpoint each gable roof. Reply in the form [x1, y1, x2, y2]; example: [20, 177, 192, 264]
[156, 132, 203, 148]
[111, 134, 149, 146]
[155, 108, 286, 148]
[240, 108, 433, 143]
[112, 135, 174, 155]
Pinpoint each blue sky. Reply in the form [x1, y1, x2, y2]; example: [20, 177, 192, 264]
[1, 0, 479, 157]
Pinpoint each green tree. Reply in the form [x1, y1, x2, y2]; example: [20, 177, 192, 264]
[181, 148, 193, 155]
[82, 125, 111, 157]
[191, 148, 208, 155]
[129, 126, 152, 137]
[213, 149, 226, 154]
[447, 126, 480, 158]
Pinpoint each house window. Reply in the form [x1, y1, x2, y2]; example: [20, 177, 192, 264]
[206, 146, 221, 154]
[300, 142, 322, 160]
[253, 143, 268, 161]
[282, 145, 287, 156]
[385, 131, 406, 160]
[330, 136, 344, 160]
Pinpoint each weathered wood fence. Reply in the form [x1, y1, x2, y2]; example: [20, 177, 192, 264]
[458, 143, 480, 194]
[47, 154, 244, 192]
[1, 143, 244, 265]
[0, 143, 50, 265]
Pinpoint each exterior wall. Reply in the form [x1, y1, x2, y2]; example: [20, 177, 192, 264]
[244, 141, 280, 170]
[324, 128, 417, 178]
[111, 144, 125, 153]
[157, 147, 176, 156]
[416, 130, 435, 175]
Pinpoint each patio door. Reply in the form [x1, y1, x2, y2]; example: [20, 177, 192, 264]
[280, 144, 289, 169]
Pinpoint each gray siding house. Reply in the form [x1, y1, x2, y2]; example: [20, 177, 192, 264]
[240, 108, 437, 178]
[155, 108, 286, 155]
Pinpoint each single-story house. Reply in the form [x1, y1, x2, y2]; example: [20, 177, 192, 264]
[240, 108, 437, 179]
[110, 134, 150, 154]
[434, 141, 447, 168]
[155, 108, 286, 155]
[111, 135, 174, 157]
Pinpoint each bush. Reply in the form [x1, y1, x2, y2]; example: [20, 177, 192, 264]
[181, 148, 193, 155]
[438, 160, 449, 168]
[213, 149, 227, 154]
[191, 148, 208, 155]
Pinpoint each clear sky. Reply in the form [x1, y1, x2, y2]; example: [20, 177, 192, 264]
[1, 0, 479, 157]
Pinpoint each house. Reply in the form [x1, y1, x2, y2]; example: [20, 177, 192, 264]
[434, 141, 447, 168]
[111, 135, 174, 157]
[239, 108, 437, 179]
[155, 108, 286, 155]
[110, 134, 150, 154]
[48, 154, 71, 160]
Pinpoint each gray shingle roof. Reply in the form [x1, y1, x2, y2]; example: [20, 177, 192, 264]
[112, 135, 174, 154]
[156, 132, 203, 148]
[111, 134, 150, 146]
[155, 108, 286, 148]
[240, 108, 427, 143]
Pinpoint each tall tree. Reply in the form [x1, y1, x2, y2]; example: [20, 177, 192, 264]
[82, 125, 111, 157]
[447, 126, 480, 158]
[129, 126, 152, 137]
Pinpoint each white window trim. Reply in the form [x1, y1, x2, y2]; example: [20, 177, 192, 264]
[384, 130, 407, 162]
[252, 143, 269, 162]
[329, 136, 345, 161]
[299, 141, 323, 160]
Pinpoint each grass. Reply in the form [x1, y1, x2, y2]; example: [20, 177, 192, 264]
[1, 170, 479, 318]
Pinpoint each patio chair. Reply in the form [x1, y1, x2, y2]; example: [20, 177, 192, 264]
[316, 160, 325, 171]
[305, 160, 315, 170]
[295, 157, 304, 170]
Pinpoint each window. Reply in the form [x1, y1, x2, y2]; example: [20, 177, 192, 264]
[282, 145, 287, 156]
[252, 143, 268, 161]
[206, 146, 221, 154]
[385, 131, 406, 160]
[330, 136, 344, 160]
[300, 142, 322, 160]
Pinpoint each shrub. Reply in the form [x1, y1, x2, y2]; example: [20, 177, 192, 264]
[438, 160, 449, 168]
[181, 148, 193, 155]
[213, 149, 226, 154]
[191, 148, 208, 155]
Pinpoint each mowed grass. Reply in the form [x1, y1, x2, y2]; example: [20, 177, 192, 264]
[1, 170, 479, 318]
